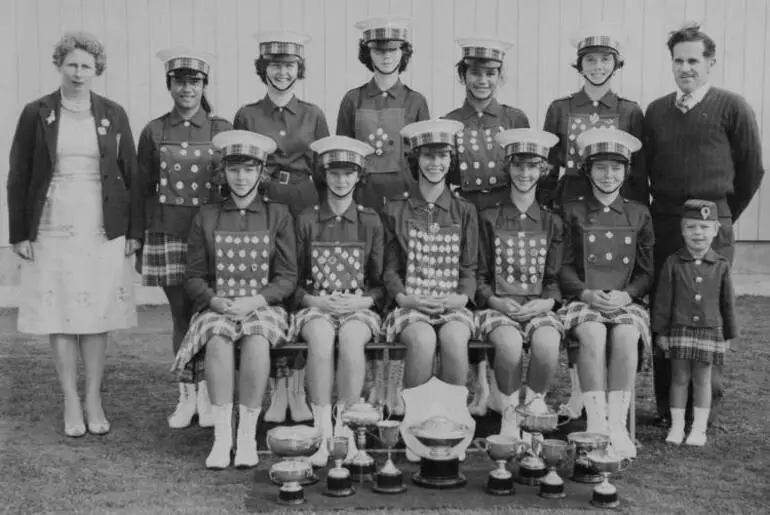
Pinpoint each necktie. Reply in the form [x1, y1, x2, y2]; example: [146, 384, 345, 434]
[676, 93, 693, 113]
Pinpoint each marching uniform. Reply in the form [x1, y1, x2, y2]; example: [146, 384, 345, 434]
[233, 30, 330, 218]
[445, 38, 530, 211]
[338, 16, 430, 211]
[476, 130, 564, 344]
[538, 24, 647, 210]
[381, 120, 479, 342]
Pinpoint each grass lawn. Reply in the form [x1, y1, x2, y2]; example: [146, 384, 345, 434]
[1, 297, 769, 514]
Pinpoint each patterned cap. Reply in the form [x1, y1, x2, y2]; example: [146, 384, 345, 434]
[456, 37, 514, 64]
[355, 16, 411, 44]
[212, 130, 277, 163]
[576, 127, 641, 161]
[310, 135, 375, 168]
[253, 30, 311, 59]
[682, 199, 718, 221]
[496, 129, 558, 159]
[156, 48, 215, 76]
[401, 119, 464, 150]
[570, 22, 627, 56]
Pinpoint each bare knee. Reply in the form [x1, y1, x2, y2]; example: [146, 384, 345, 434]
[530, 327, 560, 361]
[303, 320, 336, 357]
[439, 323, 470, 358]
[338, 321, 372, 348]
[490, 327, 523, 367]
[575, 323, 606, 358]
[402, 323, 437, 357]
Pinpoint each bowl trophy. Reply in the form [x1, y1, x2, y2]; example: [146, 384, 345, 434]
[373, 420, 407, 494]
[515, 398, 566, 485]
[586, 447, 631, 509]
[340, 400, 383, 482]
[323, 436, 355, 497]
[567, 431, 611, 484]
[538, 439, 571, 499]
[408, 415, 472, 489]
[483, 435, 526, 495]
[266, 425, 322, 505]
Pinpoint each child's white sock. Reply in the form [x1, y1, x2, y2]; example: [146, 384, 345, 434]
[685, 407, 710, 446]
[666, 408, 686, 444]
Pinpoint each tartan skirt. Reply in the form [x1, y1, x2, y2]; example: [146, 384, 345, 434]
[383, 307, 475, 344]
[475, 309, 564, 345]
[559, 301, 652, 369]
[171, 306, 288, 380]
[660, 326, 726, 365]
[140, 232, 188, 287]
[288, 307, 382, 342]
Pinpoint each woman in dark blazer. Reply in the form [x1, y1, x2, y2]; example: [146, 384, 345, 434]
[7, 31, 141, 438]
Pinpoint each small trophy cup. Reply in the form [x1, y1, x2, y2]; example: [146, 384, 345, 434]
[266, 425, 322, 505]
[323, 436, 355, 497]
[539, 439, 570, 499]
[515, 396, 567, 485]
[586, 448, 631, 509]
[373, 420, 407, 494]
[567, 432, 611, 484]
[483, 435, 526, 495]
[341, 401, 382, 482]
[409, 416, 472, 489]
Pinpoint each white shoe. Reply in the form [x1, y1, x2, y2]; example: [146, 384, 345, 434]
[288, 368, 313, 422]
[310, 404, 333, 468]
[264, 377, 288, 423]
[233, 404, 260, 468]
[583, 391, 609, 435]
[168, 383, 197, 429]
[684, 430, 707, 447]
[206, 404, 233, 469]
[487, 373, 503, 413]
[469, 361, 490, 416]
[196, 381, 214, 428]
[608, 390, 636, 459]
[498, 390, 521, 439]
[666, 426, 685, 445]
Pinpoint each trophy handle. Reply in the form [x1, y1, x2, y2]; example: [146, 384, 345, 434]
[618, 457, 632, 472]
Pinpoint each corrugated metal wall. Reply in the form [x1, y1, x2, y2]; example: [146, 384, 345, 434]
[2, 0, 769, 243]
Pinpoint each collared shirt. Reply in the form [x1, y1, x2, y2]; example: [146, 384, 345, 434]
[652, 248, 736, 339]
[137, 108, 232, 238]
[381, 185, 479, 303]
[477, 199, 563, 307]
[676, 83, 711, 108]
[293, 201, 385, 311]
[336, 78, 430, 138]
[560, 194, 654, 301]
[540, 89, 647, 205]
[233, 95, 329, 175]
[185, 196, 297, 314]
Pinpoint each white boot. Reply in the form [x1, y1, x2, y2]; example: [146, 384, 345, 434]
[386, 360, 406, 416]
[499, 389, 521, 439]
[288, 368, 313, 422]
[264, 377, 288, 423]
[487, 372, 503, 413]
[168, 383, 197, 429]
[310, 404, 333, 467]
[206, 403, 233, 469]
[233, 404, 260, 468]
[470, 360, 490, 416]
[608, 390, 636, 459]
[334, 403, 357, 462]
[666, 408, 686, 445]
[582, 391, 608, 435]
[559, 366, 584, 419]
[368, 359, 387, 407]
[685, 407, 709, 447]
[196, 381, 214, 428]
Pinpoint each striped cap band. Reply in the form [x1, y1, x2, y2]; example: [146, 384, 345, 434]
[259, 41, 304, 58]
[577, 35, 621, 53]
[583, 141, 633, 160]
[362, 26, 409, 43]
[165, 57, 210, 75]
[222, 144, 270, 163]
[504, 142, 550, 159]
[319, 150, 366, 168]
[462, 46, 505, 62]
[406, 131, 456, 149]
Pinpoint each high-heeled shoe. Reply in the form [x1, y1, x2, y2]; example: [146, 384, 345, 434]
[64, 422, 86, 438]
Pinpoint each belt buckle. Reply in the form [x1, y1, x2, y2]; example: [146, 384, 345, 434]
[278, 171, 290, 185]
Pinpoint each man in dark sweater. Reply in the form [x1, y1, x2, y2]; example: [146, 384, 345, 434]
[644, 24, 764, 428]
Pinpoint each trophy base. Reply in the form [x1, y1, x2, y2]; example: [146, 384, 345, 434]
[539, 481, 566, 499]
[269, 472, 318, 487]
[345, 461, 375, 483]
[571, 463, 604, 484]
[277, 486, 305, 506]
[486, 474, 515, 496]
[412, 458, 466, 490]
[516, 465, 547, 486]
[591, 490, 620, 509]
[373, 471, 407, 494]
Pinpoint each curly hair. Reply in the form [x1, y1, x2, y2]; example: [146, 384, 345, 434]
[52, 31, 107, 76]
[358, 40, 413, 73]
[667, 23, 716, 59]
[406, 146, 460, 185]
[504, 155, 553, 178]
[455, 58, 505, 83]
[254, 56, 306, 84]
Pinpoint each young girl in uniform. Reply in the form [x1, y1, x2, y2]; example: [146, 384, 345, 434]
[653, 199, 736, 446]
[171, 130, 297, 470]
[559, 128, 653, 459]
[137, 49, 233, 429]
[476, 129, 563, 438]
[234, 31, 329, 422]
[291, 135, 385, 466]
[381, 119, 478, 411]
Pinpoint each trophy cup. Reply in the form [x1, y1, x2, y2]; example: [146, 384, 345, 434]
[586, 447, 631, 509]
[408, 416, 472, 489]
[324, 436, 355, 497]
[373, 420, 407, 494]
[567, 431, 611, 484]
[341, 400, 383, 482]
[539, 439, 570, 499]
[266, 425, 322, 505]
[515, 398, 567, 485]
[483, 435, 526, 495]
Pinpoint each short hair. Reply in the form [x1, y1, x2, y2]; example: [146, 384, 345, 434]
[52, 31, 107, 76]
[254, 56, 307, 84]
[455, 59, 505, 83]
[504, 155, 552, 177]
[218, 158, 269, 198]
[165, 71, 213, 113]
[667, 23, 717, 59]
[571, 51, 624, 73]
[405, 146, 459, 185]
[358, 40, 414, 73]
[579, 154, 631, 176]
